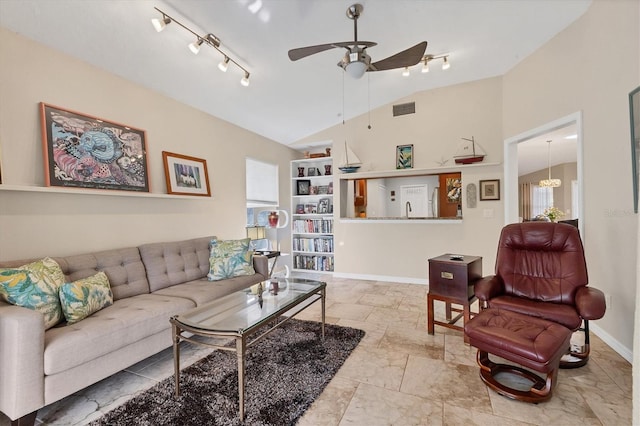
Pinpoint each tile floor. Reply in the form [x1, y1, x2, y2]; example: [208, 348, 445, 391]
[0, 276, 633, 425]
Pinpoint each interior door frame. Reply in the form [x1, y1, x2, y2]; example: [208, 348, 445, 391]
[503, 111, 584, 237]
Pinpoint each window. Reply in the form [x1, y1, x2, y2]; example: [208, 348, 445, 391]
[245, 158, 279, 208]
[531, 185, 553, 217]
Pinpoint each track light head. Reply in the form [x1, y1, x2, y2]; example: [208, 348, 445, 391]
[188, 38, 204, 55]
[241, 72, 250, 87]
[402, 67, 410, 77]
[442, 56, 450, 70]
[421, 59, 430, 73]
[218, 57, 230, 72]
[151, 16, 171, 32]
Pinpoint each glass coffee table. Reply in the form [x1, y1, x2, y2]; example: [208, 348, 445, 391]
[169, 277, 326, 421]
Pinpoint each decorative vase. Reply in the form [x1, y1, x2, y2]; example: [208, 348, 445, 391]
[268, 211, 279, 227]
[324, 165, 332, 175]
[298, 167, 305, 177]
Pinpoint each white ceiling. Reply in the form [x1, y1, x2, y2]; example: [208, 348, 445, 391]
[517, 124, 578, 176]
[0, 0, 591, 148]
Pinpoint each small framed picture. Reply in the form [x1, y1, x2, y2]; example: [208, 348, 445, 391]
[309, 185, 318, 195]
[296, 204, 305, 214]
[396, 144, 414, 169]
[318, 198, 331, 214]
[479, 179, 500, 201]
[307, 167, 317, 176]
[297, 179, 311, 195]
[304, 203, 318, 214]
[162, 151, 211, 196]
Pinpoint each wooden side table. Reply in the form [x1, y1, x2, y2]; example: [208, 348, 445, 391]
[427, 254, 482, 343]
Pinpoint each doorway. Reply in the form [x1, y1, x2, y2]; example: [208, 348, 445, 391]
[503, 112, 584, 236]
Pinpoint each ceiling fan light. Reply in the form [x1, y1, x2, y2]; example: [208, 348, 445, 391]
[345, 61, 368, 79]
[188, 38, 204, 54]
[240, 72, 250, 87]
[151, 16, 171, 32]
[442, 56, 450, 70]
[218, 57, 230, 72]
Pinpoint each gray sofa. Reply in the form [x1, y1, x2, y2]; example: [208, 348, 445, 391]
[0, 236, 268, 424]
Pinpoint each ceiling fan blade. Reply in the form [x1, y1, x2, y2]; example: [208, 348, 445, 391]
[368, 41, 428, 71]
[288, 41, 377, 61]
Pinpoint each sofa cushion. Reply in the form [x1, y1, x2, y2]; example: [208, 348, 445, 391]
[59, 271, 113, 324]
[139, 237, 213, 292]
[207, 238, 255, 281]
[0, 257, 65, 329]
[55, 247, 149, 301]
[152, 274, 264, 306]
[43, 293, 194, 375]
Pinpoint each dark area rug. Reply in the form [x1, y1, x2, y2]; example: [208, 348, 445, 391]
[90, 319, 365, 426]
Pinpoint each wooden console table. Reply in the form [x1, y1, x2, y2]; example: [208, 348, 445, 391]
[427, 254, 482, 343]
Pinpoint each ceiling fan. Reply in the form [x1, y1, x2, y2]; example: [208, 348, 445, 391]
[288, 3, 427, 79]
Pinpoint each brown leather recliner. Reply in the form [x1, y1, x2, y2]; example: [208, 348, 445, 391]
[474, 221, 606, 368]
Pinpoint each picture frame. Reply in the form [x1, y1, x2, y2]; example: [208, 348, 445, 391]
[40, 103, 150, 192]
[297, 179, 311, 195]
[629, 86, 640, 213]
[162, 151, 211, 196]
[446, 177, 462, 203]
[304, 203, 318, 214]
[296, 204, 305, 214]
[396, 144, 414, 169]
[318, 198, 331, 214]
[479, 179, 500, 201]
[307, 167, 317, 176]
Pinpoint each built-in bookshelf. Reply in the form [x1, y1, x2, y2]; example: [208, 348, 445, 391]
[290, 157, 334, 273]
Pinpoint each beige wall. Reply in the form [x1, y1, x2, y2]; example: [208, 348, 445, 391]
[297, 77, 506, 280]
[503, 0, 638, 354]
[0, 27, 298, 260]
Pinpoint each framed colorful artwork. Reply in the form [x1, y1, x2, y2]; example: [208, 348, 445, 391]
[396, 144, 414, 169]
[40, 103, 150, 192]
[162, 151, 211, 196]
[479, 179, 500, 201]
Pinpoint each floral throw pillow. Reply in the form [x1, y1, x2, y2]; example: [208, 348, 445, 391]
[207, 238, 255, 281]
[59, 271, 113, 324]
[0, 257, 65, 329]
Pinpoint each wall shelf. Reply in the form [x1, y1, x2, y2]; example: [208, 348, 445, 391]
[0, 184, 212, 200]
[337, 162, 501, 180]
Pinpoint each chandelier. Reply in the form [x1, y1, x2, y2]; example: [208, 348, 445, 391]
[539, 140, 561, 188]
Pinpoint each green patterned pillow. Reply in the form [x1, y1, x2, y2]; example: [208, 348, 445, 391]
[207, 238, 255, 281]
[0, 257, 65, 329]
[59, 271, 113, 324]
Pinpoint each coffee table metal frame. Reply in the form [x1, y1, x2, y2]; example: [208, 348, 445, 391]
[169, 278, 326, 421]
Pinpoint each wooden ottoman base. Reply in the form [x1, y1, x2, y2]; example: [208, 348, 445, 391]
[465, 308, 572, 403]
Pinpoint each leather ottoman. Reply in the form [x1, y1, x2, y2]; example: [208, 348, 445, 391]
[464, 308, 572, 402]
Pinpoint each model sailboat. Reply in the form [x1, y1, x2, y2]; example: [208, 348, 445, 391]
[338, 141, 362, 173]
[454, 136, 486, 164]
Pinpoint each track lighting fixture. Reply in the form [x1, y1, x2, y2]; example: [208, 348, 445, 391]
[151, 15, 171, 32]
[414, 53, 450, 76]
[151, 7, 251, 87]
[402, 67, 410, 77]
[218, 56, 230, 72]
[188, 38, 204, 55]
[240, 72, 251, 87]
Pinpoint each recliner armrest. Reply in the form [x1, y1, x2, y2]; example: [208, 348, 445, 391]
[575, 287, 606, 320]
[474, 275, 504, 301]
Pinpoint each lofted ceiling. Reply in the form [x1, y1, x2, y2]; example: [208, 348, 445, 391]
[0, 0, 591, 149]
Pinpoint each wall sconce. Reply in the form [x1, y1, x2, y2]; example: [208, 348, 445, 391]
[151, 7, 251, 87]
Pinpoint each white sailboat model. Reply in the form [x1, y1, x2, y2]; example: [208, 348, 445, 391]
[338, 141, 362, 173]
[454, 136, 486, 164]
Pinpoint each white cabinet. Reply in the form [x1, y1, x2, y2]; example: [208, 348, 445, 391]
[290, 157, 334, 273]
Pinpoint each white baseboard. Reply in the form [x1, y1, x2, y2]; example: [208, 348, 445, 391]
[590, 322, 633, 364]
[333, 272, 428, 285]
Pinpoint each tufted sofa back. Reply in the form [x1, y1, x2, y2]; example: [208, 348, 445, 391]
[495, 222, 588, 305]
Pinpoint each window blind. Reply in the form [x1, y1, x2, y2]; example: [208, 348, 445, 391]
[246, 157, 279, 207]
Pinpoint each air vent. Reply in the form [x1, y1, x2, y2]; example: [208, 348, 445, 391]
[393, 102, 415, 117]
